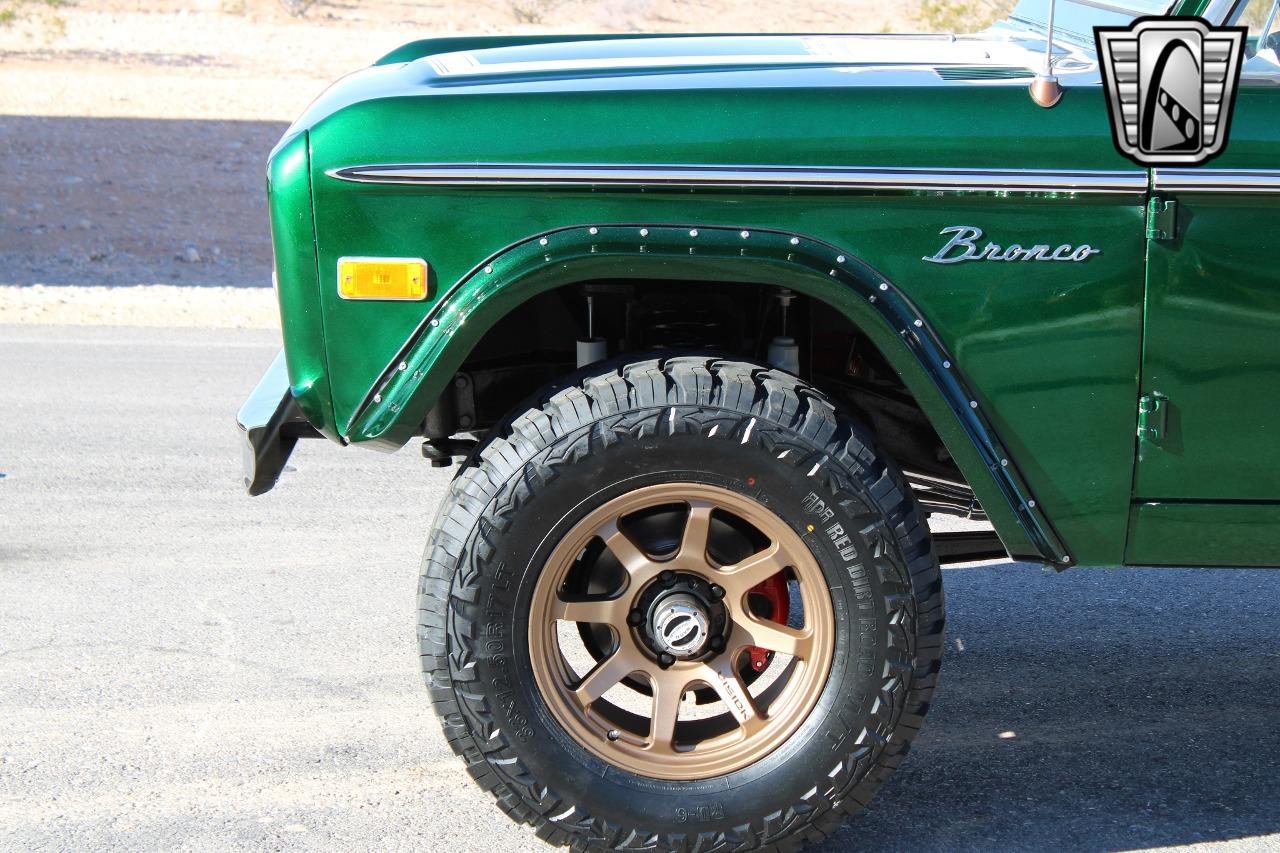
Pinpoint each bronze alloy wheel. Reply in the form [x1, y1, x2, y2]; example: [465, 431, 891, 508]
[422, 357, 944, 851]
[528, 482, 835, 780]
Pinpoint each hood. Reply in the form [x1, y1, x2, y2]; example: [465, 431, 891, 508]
[275, 28, 1097, 156]
[422, 34, 1041, 82]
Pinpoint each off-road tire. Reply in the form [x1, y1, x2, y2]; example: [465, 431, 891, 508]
[418, 356, 944, 851]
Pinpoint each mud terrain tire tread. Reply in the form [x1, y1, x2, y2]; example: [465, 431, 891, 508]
[418, 356, 944, 852]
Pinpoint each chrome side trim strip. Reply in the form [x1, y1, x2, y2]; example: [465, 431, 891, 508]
[327, 164, 1149, 195]
[1152, 169, 1280, 193]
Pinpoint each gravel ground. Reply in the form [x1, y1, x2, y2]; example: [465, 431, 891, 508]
[0, 0, 920, 125]
[0, 115, 285, 289]
[2, 323, 1279, 852]
[0, 0, 922, 292]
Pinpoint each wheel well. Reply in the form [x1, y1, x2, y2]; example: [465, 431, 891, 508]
[421, 279, 979, 515]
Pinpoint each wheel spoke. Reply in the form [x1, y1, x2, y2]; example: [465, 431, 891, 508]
[678, 501, 715, 567]
[735, 618, 812, 660]
[646, 671, 687, 752]
[573, 646, 643, 706]
[692, 657, 760, 726]
[550, 596, 627, 625]
[598, 520, 655, 581]
[717, 542, 787, 595]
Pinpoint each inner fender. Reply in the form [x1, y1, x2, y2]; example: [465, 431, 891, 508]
[346, 223, 1069, 566]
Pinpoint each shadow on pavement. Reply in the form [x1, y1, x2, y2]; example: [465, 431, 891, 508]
[820, 561, 1280, 852]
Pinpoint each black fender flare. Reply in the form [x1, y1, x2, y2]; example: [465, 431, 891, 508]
[347, 223, 1071, 566]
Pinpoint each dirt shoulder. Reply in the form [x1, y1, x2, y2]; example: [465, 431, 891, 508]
[0, 115, 285, 289]
[0, 0, 915, 121]
[0, 284, 279, 328]
[0, 0, 915, 299]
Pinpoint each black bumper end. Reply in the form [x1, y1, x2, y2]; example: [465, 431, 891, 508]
[237, 351, 317, 496]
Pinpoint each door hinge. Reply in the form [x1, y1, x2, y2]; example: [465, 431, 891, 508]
[1137, 392, 1169, 446]
[1146, 196, 1178, 241]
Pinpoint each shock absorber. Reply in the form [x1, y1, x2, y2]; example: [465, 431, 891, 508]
[577, 294, 607, 367]
[767, 289, 800, 375]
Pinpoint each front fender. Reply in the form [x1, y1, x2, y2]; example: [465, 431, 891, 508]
[347, 223, 1069, 566]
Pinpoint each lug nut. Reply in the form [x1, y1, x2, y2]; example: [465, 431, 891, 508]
[659, 570, 676, 588]
[709, 584, 725, 600]
[627, 609, 644, 627]
[657, 652, 676, 669]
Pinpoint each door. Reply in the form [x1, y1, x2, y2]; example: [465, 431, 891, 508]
[1128, 22, 1280, 565]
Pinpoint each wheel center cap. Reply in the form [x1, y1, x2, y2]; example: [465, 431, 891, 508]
[651, 594, 710, 657]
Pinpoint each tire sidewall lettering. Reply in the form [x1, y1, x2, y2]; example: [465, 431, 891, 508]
[459, 421, 910, 816]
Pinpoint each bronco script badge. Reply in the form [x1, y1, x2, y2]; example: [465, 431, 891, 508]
[1095, 17, 1246, 167]
[923, 226, 1099, 265]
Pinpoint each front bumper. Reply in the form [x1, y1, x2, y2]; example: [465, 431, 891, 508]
[237, 351, 318, 495]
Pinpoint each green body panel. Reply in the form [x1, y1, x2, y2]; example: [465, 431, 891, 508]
[1175, 0, 1215, 15]
[262, 18, 1278, 569]
[1127, 502, 1280, 566]
[345, 224, 1075, 563]
[302, 78, 1143, 566]
[1136, 87, 1280, 501]
[267, 132, 337, 438]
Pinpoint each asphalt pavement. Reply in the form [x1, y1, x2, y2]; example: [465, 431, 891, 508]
[2, 323, 1278, 852]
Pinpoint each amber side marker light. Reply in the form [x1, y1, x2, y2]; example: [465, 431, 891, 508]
[337, 257, 429, 300]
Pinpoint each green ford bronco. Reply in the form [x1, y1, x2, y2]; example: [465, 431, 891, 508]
[238, 0, 1279, 847]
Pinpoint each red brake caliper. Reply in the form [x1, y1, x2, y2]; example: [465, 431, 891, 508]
[746, 574, 790, 672]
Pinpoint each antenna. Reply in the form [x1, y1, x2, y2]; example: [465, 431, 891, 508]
[1029, 0, 1064, 107]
